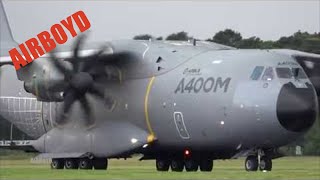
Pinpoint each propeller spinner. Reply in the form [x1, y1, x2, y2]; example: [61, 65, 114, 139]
[49, 33, 111, 127]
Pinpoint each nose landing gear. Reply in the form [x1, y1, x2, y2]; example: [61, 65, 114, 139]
[259, 156, 272, 171]
[245, 155, 258, 171]
[245, 150, 272, 172]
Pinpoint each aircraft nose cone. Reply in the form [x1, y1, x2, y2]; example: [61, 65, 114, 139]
[277, 82, 317, 132]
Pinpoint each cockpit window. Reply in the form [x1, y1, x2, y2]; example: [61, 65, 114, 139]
[276, 67, 308, 79]
[292, 68, 307, 79]
[276, 68, 293, 79]
[250, 66, 264, 80]
[262, 67, 274, 81]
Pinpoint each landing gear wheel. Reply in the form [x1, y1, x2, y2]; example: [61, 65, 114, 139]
[199, 159, 213, 172]
[93, 158, 108, 170]
[245, 156, 258, 171]
[79, 158, 93, 170]
[185, 159, 198, 172]
[51, 158, 64, 169]
[259, 156, 272, 171]
[171, 159, 184, 172]
[65, 159, 79, 169]
[156, 159, 170, 171]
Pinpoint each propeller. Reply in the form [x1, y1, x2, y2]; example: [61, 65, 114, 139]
[49, 33, 114, 127]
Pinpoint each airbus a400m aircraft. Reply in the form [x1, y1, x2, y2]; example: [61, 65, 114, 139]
[0, 1, 319, 172]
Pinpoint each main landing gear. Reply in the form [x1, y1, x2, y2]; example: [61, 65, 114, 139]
[51, 158, 108, 170]
[156, 158, 213, 172]
[245, 153, 272, 172]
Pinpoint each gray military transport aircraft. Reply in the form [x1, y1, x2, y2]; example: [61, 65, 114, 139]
[0, 1, 319, 172]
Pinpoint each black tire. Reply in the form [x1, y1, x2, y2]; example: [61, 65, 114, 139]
[156, 159, 170, 171]
[171, 159, 184, 172]
[79, 158, 93, 170]
[65, 159, 79, 169]
[93, 158, 108, 170]
[199, 159, 213, 172]
[51, 158, 64, 169]
[259, 156, 272, 171]
[245, 155, 258, 171]
[185, 159, 198, 172]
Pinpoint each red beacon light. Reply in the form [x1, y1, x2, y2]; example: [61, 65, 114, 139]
[184, 149, 191, 157]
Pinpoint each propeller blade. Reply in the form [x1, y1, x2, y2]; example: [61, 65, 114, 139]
[88, 83, 105, 99]
[49, 50, 72, 77]
[73, 33, 87, 59]
[89, 83, 115, 110]
[79, 96, 94, 126]
[61, 89, 77, 121]
[72, 33, 87, 72]
[81, 44, 109, 72]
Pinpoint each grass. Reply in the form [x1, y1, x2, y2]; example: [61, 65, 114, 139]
[0, 156, 319, 179]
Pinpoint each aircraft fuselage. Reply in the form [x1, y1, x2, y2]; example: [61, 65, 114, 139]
[0, 41, 317, 161]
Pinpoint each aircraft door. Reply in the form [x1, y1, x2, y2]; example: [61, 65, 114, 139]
[41, 102, 54, 132]
[173, 111, 190, 139]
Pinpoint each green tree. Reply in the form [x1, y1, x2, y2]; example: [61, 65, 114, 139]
[274, 31, 320, 53]
[166, 31, 190, 41]
[156, 36, 163, 40]
[209, 29, 242, 47]
[260, 40, 276, 49]
[236, 36, 262, 49]
[303, 122, 320, 155]
[133, 34, 154, 40]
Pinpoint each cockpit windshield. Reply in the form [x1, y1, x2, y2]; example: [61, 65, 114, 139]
[276, 67, 307, 79]
[262, 67, 274, 81]
[292, 68, 307, 79]
[276, 68, 293, 79]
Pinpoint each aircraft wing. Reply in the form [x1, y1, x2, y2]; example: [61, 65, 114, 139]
[0, 55, 12, 66]
[270, 49, 320, 61]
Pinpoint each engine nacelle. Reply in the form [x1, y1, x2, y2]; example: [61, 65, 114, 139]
[22, 66, 65, 102]
[24, 82, 63, 102]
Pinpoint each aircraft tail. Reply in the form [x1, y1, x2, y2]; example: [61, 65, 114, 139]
[0, 0, 18, 58]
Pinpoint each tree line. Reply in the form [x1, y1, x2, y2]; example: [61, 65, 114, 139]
[133, 29, 320, 54]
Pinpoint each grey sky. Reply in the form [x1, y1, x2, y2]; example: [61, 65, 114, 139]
[3, 0, 320, 44]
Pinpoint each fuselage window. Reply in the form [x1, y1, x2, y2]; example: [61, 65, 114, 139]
[262, 67, 274, 81]
[292, 68, 307, 79]
[276, 67, 293, 79]
[250, 66, 264, 80]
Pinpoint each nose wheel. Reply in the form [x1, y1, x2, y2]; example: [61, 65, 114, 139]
[245, 154, 272, 172]
[259, 156, 272, 171]
[245, 155, 258, 171]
